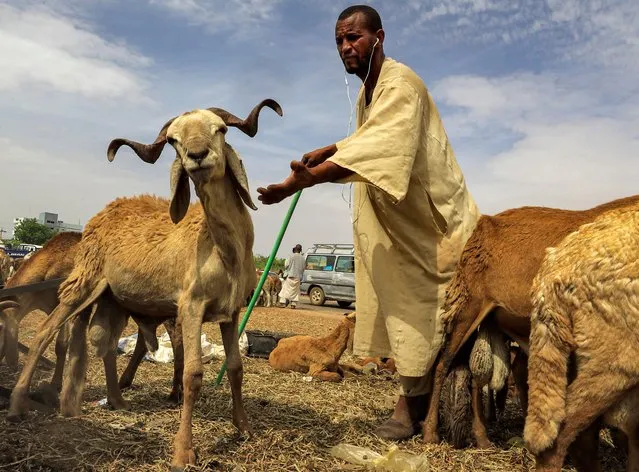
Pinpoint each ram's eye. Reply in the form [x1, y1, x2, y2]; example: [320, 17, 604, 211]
[167, 136, 177, 145]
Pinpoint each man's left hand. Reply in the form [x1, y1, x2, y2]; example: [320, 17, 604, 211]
[257, 160, 314, 205]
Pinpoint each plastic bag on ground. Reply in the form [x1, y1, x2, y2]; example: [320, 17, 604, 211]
[117, 329, 249, 363]
[329, 443, 429, 471]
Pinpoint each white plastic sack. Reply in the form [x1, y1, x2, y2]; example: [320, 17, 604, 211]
[117, 328, 249, 364]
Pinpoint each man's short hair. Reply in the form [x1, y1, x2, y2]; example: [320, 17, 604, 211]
[337, 5, 383, 33]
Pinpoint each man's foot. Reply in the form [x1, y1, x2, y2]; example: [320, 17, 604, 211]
[375, 394, 429, 441]
[290, 303, 296, 309]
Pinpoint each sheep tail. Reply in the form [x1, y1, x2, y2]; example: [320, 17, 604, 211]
[59, 280, 109, 333]
[523, 280, 575, 454]
[441, 271, 469, 334]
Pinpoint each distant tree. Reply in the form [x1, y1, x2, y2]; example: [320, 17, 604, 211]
[253, 254, 286, 273]
[13, 218, 55, 245]
[1, 238, 20, 249]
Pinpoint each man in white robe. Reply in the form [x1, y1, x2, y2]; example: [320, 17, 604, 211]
[258, 5, 480, 440]
[278, 244, 305, 308]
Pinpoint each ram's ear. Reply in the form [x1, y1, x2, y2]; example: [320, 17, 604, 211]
[169, 156, 191, 223]
[225, 143, 257, 210]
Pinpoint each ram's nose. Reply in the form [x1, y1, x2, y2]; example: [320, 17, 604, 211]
[188, 150, 208, 162]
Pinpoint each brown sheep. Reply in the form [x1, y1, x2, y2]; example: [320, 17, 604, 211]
[1, 233, 82, 377]
[422, 194, 639, 451]
[255, 269, 281, 307]
[0, 232, 181, 407]
[269, 312, 356, 381]
[267, 274, 282, 306]
[525, 203, 639, 472]
[10, 257, 25, 275]
[0, 250, 12, 286]
[8, 99, 281, 470]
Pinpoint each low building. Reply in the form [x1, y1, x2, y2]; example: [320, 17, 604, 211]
[12, 212, 83, 237]
[38, 212, 83, 233]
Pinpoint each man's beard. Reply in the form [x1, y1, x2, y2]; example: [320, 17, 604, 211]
[342, 45, 375, 76]
[343, 58, 364, 75]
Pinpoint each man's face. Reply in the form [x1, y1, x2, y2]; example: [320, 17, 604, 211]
[335, 13, 378, 75]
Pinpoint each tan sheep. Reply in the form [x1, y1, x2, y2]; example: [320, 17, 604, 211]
[0, 232, 82, 377]
[268, 312, 356, 381]
[254, 270, 281, 307]
[524, 202, 639, 472]
[0, 231, 181, 407]
[422, 194, 639, 451]
[264, 273, 282, 307]
[10, 257, 25, 275]
[7, 99, 281, 471]
[0, 250, 11, 287]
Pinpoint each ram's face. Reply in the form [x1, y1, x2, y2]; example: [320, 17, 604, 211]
[166, 111, 229, 181]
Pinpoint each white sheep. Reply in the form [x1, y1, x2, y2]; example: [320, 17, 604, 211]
[8, 99, 282, 471]
[525, 202, 639, 472]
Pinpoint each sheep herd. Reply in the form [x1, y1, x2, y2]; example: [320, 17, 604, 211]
[0, 97, 638, 472]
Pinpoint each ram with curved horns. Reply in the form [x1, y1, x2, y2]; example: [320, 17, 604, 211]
[8, 99, 283, 471]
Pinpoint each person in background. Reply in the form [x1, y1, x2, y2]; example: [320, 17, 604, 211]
[278, 244, 305, 309]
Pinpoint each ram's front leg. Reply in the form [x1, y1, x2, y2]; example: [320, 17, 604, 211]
[220, 310, 251, 435]
[171, 302, 205, 471]
[164, 318, 184, 403]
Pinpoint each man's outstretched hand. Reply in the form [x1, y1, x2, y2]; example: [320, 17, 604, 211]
[257, 160, 314, 205]
[301, 144, 337, 168]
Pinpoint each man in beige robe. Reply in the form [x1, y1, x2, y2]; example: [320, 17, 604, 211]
[257, 4, 480, 440]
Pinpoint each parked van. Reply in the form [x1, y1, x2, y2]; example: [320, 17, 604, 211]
[300, 243, 355, 308]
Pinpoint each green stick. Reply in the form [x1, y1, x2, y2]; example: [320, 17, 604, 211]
[214, 190, 303, 386]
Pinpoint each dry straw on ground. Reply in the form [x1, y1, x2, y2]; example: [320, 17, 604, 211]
[0, 306, 627, 471]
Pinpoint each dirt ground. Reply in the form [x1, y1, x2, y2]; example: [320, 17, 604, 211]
[0, 305, 627, 471]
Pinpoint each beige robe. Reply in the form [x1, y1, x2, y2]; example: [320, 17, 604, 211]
[328, 57, 480, 377]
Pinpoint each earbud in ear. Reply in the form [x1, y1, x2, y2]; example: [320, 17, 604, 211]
[374, 37, 380, 47]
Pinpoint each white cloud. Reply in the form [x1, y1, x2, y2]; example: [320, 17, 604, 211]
[399, 0, 639, 73]
[148, 0, 284, 37]
[0, 3, 151, 100]
[433, 70, 639, 213]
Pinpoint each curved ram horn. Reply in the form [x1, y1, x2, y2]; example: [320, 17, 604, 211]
[0, 301, 19, 311]
[207, 99, 283, 138]
[107, 116, 177, 164]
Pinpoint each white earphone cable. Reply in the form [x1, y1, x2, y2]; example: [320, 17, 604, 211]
[342, 37, 379, 222]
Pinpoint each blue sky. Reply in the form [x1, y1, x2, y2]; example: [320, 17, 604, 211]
[1, 0, 638, 256]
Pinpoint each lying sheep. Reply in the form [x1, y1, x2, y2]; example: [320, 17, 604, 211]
[525, 202, 639, 472]
[422, 194, 639, 450]
[269, 312, 356, 381]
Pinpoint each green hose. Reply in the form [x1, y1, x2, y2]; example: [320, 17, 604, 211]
[214, 189, 302, 386]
